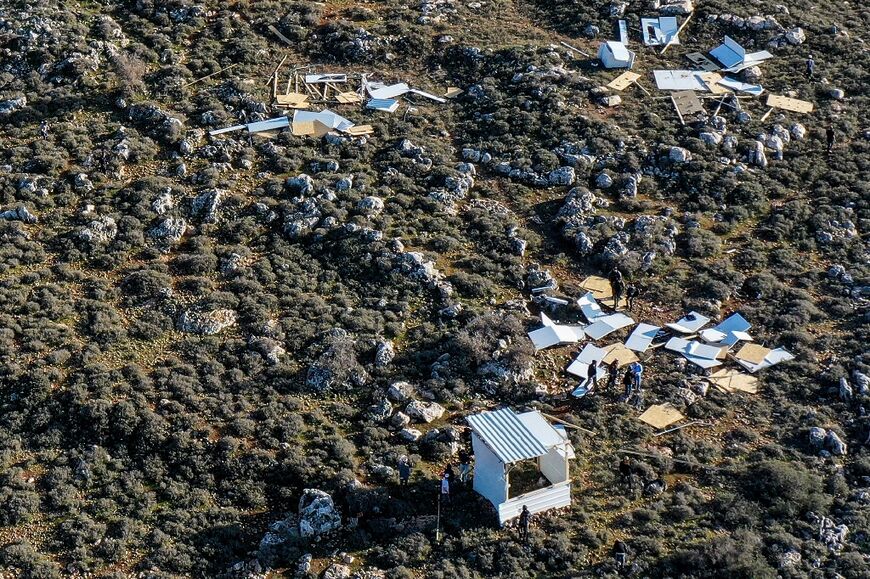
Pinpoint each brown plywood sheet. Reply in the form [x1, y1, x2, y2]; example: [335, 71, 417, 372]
[696, 72, 731, 95]
[445, 87, 463, 98]
[276, 92, 309, 107]
[580, 276, 613, 300]
[336, 91, 363, 104]
[766, 94, 814, 113]
[607, 71, 641, 91]
[686, 52, 720, 71]
[312, 120, 332, 138]
[291, 121, 316, 136]
[672, 90, 705, 116]
[638, 404, 685, 429]
[708, 369, 759, 394]
[345, 124, 374, 136]
[601, 343, 639, 367]
[734, 343, 772, 365]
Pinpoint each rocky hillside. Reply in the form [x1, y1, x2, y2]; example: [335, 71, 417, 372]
[0, 1, 867, 578]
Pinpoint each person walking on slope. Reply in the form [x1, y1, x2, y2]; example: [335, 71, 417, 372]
[440, 473, 450, 504]
[826, 124, 836, 154]
[518, 505, 531, 545]
[398, 456, 411, 487]
[609, 267, 624, 309]
[806, 54, 815, 79]
[587, 359, 599, 391]
[626, 283, 639, 311]
[458, 451, 472, 484]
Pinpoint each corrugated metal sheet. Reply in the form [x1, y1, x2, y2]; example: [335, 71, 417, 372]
[466, 408, 548, 464]
[497, 481, 572, 523]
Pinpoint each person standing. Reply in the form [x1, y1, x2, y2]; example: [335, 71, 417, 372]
[613, 540, 630, 570]
[443, 463, 455, 482]
[630, 362, 644, 394]
[587, 359, 599, 391]
[806, 54, 815, 79]
[609, 268, 624, 308]
[622, 369, 634, 402]
[607, 359, 620, 390]
[518, 505, 531, 545]
[398, 456, 411, 487]
[440, 473, 450, 504]
[458, 451, 472, 484]
[826, 124, 836, 153]
[626, 283, 639, 311]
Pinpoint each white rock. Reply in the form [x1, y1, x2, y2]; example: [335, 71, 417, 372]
[405, 400, 445, 423]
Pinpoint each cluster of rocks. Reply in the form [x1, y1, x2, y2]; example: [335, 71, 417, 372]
[419, 0, 459, 24]
[0, 205, 38, 224]
[0, 95, 27, 116]
[306, 328, 368, 392]
[555, 187, 677, 268]
[177, 308, 237, 335]
[148, 216, 187, 247]
[258, 489, 342, 566]
[808, 426, 847, 456]
[705, 13, 784, 32]
[126, 102, 184, 142]
[808, 512, 850, 552]
[78, 215, 117, 244]
[191, 188, 223, 223]
[815, 214, 858, 246]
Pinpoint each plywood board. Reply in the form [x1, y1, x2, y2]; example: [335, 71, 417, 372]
[638, 404, 684, 429]
[734, 343, 772, 365]
[766, 94, 814, 113]
[276, 92, 308, 106]
[672, 90, 705, 116]
[708, 369, 758, 394]
[291, 121, 316, 136]
[335, 91, 362, 104]
[580, 276, 613, 299]
[345, 124, 374, 136]
[696, 72, 731, 95]
[445, 87, 463, 98]
[686, 52, 720, 71]
[312, 120, 332, 138]
[601, 343, 639, 367]
[607, 71, 641, 91]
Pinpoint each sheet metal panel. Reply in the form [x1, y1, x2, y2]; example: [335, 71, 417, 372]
[497, 481, 571, 524]
[467, 408, 548, 464]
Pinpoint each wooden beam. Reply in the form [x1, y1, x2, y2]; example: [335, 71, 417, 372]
[267, 24, 294, 47]
[181, 62, 238, 88]
[540, 412, 596, 436]
[671, 94, 686, 125]
[661, 12, 694, 55]
[760, 106, 774, 122]
[653, 420, 705, 437]
[559, 40, 592, 58]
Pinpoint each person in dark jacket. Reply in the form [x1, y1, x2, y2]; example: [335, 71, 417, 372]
[398, 456, 411, 487]
[607, 359, 620, 390]
[613, 540, 631, 569]
[806, 54, 815, 79]
[826, 124, 836, 153]
[626, 283, 639, 311]
[518, 505, 531, 545]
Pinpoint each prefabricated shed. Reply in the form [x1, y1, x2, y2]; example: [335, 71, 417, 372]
[598, 41, 636, 69]
[466, 408, 575, 524]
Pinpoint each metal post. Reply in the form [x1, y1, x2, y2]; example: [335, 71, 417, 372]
[435, 483, 441, 542]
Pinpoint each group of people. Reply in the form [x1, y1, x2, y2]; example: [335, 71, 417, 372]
[582, 356, 644, 408]
[608, 268, 639, 312]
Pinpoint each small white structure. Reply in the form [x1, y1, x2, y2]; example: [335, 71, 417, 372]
[598, 41, 636, 69]
[467, 408, 575, 524]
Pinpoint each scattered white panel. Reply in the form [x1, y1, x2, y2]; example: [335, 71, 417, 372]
[541, 312, 555, 327]
[566, 343, 608, 377]
[642, 17, 680, 46]
[736, 347, 795, 373]
[717, 77, 764, 95]
[653, 70, 708, 91]
[367, 98, 400, 113]
[699, 329, 728, 344]
[528, 324, 583, 351]
[703, 313, 753, 346]
[305, 74, 347, 84]
[625, 323, 661, 353]
[367, 83, 410, 99]
[618, 19, 629, 44]
[710, 36, 744, 69]
[716, 313, 751, 335]
[209, 124, 246, 136]
[541, 296, 569, 306]
[666, 311, 710, 334]
[577, 291, 605, 322]
[584, 313, 634, 340]
[659, 17, 680, 45]
[408, 89, 447, 103]
[724, 50, 774, 73]
[665, 337, 724, 369]
[293, 109, 354, 130]
[247, 116, 290, 133]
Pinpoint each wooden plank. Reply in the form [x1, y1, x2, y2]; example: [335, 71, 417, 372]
[759, 107, 774, 122]
[607, 71, 641, 91]
[696, 72, 731, 95]
[672, 90, 705, 116]
[181, 62, 238, 88]
[638, 404, 684, 429]
[345, 124, 374, 136]
[671, 94, 686, 125]
[268, 24, 294, 47]
[734, 343, 771, 365]
[291, 121, 316, 136]
[766, 94, 814, 113]
[601, 343, 639, 368]
[312, 120, 332, 137]
[579, 275, 613, 299]
[559, 40, 592, 58]
[661, 12, 693, 54]
[445, 86, 463, 98]
[335, 91, 363, 104]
